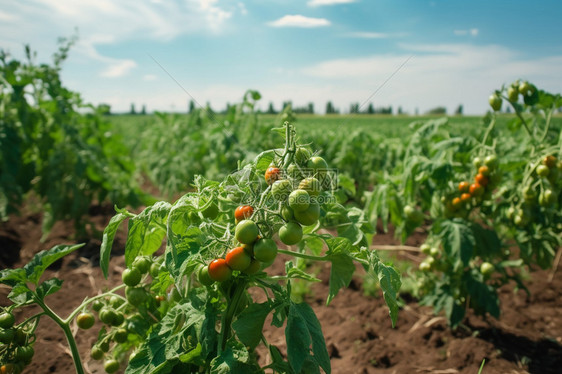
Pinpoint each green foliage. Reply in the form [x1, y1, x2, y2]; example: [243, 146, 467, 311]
[0, 41, 148, 234]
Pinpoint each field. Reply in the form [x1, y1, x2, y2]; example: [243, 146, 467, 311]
[1, 49, 562, 374]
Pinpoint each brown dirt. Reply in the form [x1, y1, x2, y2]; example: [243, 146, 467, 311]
[1, 207, 561, 374]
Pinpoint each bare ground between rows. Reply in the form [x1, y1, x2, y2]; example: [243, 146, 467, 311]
[1, 207, 561, 374]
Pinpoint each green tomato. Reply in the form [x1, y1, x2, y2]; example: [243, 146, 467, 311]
[197, 265, 214, 286]
[307, 156, 329, 174]
[253, 238, 278, 263]
[279, 222, 303, 245]
[294, 200, 320, 226]
[271, 179, 293, 201]
[15, 346, 34, 364]
[125, 287, 146, 307]
[122, 268, 141, 287]
[488, 94, 502, 111]
[0, 328, 14, 344]
[243, 259, 261, 275]
[298, 177, 321, 197]
[518, 81, 531, 96]
[104, 359, 120, 374]
[472, 157, 483, 168]
[536, 164, 550, 178]
[90, 346, 104, 360]
[288, 189, 310, 212]
[76, 312, 95, 330]
[92, 300, 104, 312]
[419, 261, 431, 272]
[150, 262, 162, 278]
[539, 189, 556, 206]
[0, 312, 15, 329]
[99, 308, 117, 325]
[507, 86, 519, 102]
[480, 262, 494, 276]
[281, 204, 295, 221]
[132, 256, 151, 274]
[113, 328, 128, 343]
[295, 147, 312, 165]
[112, 312, 124, 327]
[420, 244, 431, 255]
[235, 219, 259, 244]
[287, 163, 303, 179]
[484, 154, 499, 170]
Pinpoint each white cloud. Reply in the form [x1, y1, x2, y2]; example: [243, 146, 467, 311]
[0, 0, 233, 77]
[346, 31, 407, 39]
[268, 15, 331, 28]
[308, 0, 356, 6]
[100, 60, 137, 78]
[298, 43, 562, 114]
[454, 28, 479, 36]
[238, 2, 248, 15]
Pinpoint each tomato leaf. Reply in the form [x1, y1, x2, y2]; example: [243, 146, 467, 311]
[125, 202, 171, 268]
[285, 302, 331, 374]
[232, 302, 273, 350]
[285, 262, 321, 283]
[23, 244, 84, 286]
[324, 237, 355, 305]
[36, 278, 63, 300]
[436, 219, 474, 267]
[100, 207, 131, 279]
[209, 340, 261, 374]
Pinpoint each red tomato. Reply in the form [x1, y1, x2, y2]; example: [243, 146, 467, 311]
[458, 181, 470, 193]
[208, 259, 232, 282]
[234, 205, 253, 221]
[475, 174, 488, 187]
[265, 167, 281, 185]
[469, 183, 484, 196]
[225, 246, 252, 271]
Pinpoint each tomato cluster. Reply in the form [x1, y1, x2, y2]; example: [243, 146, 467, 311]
[87, 256, 168, 373]
[445, 154, 500, 218]
[199, 213, 278, 285]
[489, 79, 538, 111]
[508, 154, 561, 226]
[0, 311, 35, 374]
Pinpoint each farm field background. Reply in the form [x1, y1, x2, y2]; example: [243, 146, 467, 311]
[1, 3, 562, 371]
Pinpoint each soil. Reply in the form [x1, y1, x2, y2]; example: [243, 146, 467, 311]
[1, 205, 561, 374]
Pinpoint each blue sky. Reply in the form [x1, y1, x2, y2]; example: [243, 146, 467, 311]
[2, 0, 561, 114]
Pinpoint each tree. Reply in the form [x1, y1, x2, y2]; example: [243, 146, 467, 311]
[455, 104, 463, 115]
[397, 106, 403, 115]
[266, 102, 277, 114]
[98, 103, 111, 115]
[141, 105, 146, 115]
[130, 103, 136, 115]
[307, 102, 314, 114]
[349, 102, 360, 114]
[367, 103, 375, 114]
[188, 100, 195, 113]
[325, 101, 338, 114]
[427, 106, 447, 115]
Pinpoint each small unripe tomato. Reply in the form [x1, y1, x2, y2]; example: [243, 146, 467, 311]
[480, 262, 494, 276]
[0, 312, 15, 329]
[288, 189, 311, 212]
[507, 86, 519, 103]
[279, 221, 303, 245]
[122, 268, 141, 287]
[488, 94, 502, 111]
[460, 193, 471, 203]
[132, 256, 151, 274]
[90, 346, 104, 360]
[235, 219, 259, 244]
[76, 312, 95, 330]
[543, 155, 557, 169]
[197, 265, 215, 286]
[536, 164, 550, 178]
[484, 154, 499, 170]
[253, 238, 278, 263]
[420, 244, 431, 255]
[104, 359, 120, 374]
[243, 259, 261, 275]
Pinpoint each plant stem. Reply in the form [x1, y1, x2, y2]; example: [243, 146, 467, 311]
[218, 280, 247, 354]
[33, 294, 84, 374]
[277, 248, 328, 262]
[481, 116, 496, 146]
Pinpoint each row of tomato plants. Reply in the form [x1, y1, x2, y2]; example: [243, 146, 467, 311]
[0, 123, 400, 373]
[366, 80, 561, 327]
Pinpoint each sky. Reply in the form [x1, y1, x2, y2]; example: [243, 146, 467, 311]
[1, 0, 562, 115]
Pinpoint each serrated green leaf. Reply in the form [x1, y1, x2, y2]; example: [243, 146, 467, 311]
[210, 340, 261, 374]
[438, 219, 474, 267]
[23, 244, 84, 285]
[100, 210, 131, 279]
[36, 278, 63, 299]
[232, 302, 273, 350]
[285, 303, 330, 374]
[374, 261, 402, 327]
